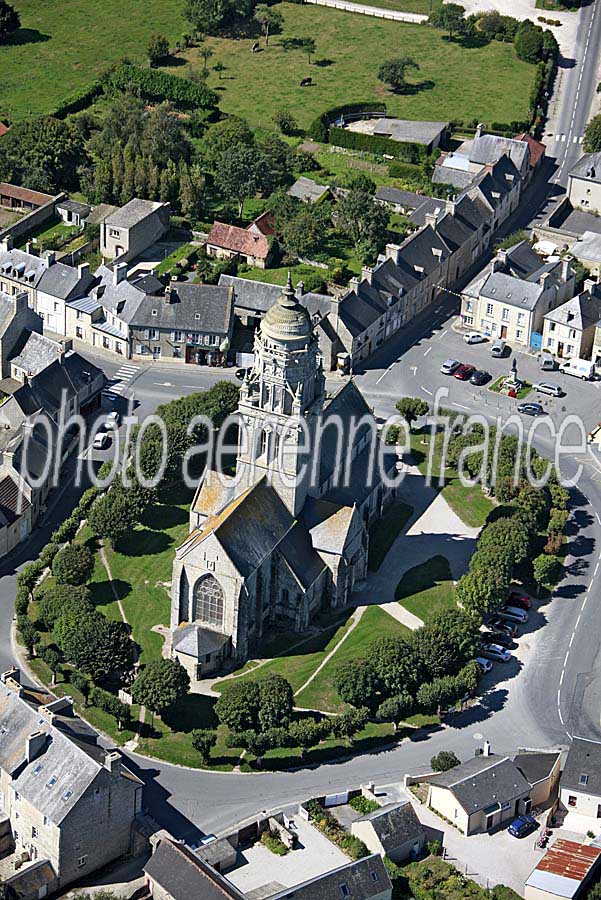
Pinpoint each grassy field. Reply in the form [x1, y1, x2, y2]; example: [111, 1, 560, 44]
[1, 0, 185, 120]
[409, 430, 494, 528]
[365, 0, 441, 11]
[295, 606, 411, 713]
[165, 4, 535, 131]
[368, 500, 413, 571]
[395, 555, 457, 621]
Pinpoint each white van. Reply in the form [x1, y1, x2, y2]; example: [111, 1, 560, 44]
[539, 351, 556, 372]
[558, 357, 595, 380]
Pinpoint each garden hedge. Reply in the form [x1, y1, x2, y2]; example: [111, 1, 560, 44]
[103, 64, 218, 111]
[328, 126, 425, 163]
[308, 101, 387, 142]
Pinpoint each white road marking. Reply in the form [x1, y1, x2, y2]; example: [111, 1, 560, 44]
[596, 511, 601, 525]
[451, 402, 470, 411]
[421, 386, 433, 396]
[439, 330, 448, 340]
[423, 347, 432, 357]
[410, 366, 417, 376]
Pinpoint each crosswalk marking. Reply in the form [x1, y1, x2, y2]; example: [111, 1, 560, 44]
[103, 364, 139, 400]
[556, 134, 565, 142]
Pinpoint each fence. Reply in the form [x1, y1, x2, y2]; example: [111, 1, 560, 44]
[303, 0, 427, 23]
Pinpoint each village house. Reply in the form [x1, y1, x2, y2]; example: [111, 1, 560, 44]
[375, 187, 429, 215]
[542, 283, 601, 360]
[287, 177, 333, 205]
[351, 801, 426, 863]
[559, 737, 601, 821]
[206, 221, 272, 268]
[434, 127, 531, 192]
[568, 153, 601, 214]
[100, 198, 170, 263]
[55, 199, 91, 228]
[461, 242, 575, 348]
[0, 670, 143, 900]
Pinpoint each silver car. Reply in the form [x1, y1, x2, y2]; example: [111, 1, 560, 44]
[533, 382, 563, 397]
[498, 606, 528, 624]
[441, 359, 461, 375]
[481, 644, 511, 663]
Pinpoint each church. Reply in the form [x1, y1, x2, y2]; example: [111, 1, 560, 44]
[170, 276, 398, 681]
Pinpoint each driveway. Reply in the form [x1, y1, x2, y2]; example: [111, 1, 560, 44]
[451, 0, 579, 53]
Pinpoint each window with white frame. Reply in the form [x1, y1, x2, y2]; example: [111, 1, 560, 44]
[486, 303, 494, 316]
[502, 307, 510, 322]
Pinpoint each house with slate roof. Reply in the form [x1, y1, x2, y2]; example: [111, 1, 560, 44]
[559, 737, 601, 821]
[569, 152, 601, 215]
[351, 801, 426, 862]
[542, 284, 601, 360]
[170, 277, 397, 678]
[461, 241, 575, 347]
[0, 669, 143, 899]
[100, 198, 170, 263]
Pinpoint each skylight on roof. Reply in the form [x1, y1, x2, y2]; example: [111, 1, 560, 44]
[33, 764, 43, 776]
[62, 790, 73, 802]
[45, 777, 57, 789]
[580, 774, 589, 785]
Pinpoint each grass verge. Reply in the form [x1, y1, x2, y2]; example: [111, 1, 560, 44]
[395, 555, 456, 621]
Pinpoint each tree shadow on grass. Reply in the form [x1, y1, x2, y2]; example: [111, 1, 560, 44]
[6, 28, 50, 46]
[161, 693, 217, 733]
[402, 80, 435, 96]
[117, 529, 172, 557]
[314, 58, 334, 67]
[89, 578, 132, 608]
[140, 502, 188, 530]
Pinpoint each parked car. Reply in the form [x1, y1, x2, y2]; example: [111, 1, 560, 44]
[441, 359, 461, 375]
[475, 657, 493, 674]
[488, 617, 518, 637]
[470, 369, 490, 386]
[480, 643, 512, 663]
[533, 382, 563, 397]
[558, 357, 595, 380]
[509, 589, 532, 610]
[499, 606, 528, 624]
[454, 364, 476, 381]
[539, 351, 556, 371]
[491, 339, 506, 358]
[517, 402, 545, 417]
[464, 332, 487, 345]
[93, 432, 111, 450]
[508, 815, 538, 838]
[481, 630, 514, 649]
[105, 410, 120, 428]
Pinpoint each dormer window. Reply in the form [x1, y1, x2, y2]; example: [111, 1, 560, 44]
[579, 773, 589, 785]
[151, 309, 157, 316]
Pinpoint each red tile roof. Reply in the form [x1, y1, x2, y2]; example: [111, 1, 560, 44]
[0, 182, 54, 206]
[207, 221, 270, 260]
[0, 123, 9, 137]
[515, 133, 546, 168]
[250, 211, 275, 236]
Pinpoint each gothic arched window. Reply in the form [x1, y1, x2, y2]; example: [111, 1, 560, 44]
[193, 574, 225, 629]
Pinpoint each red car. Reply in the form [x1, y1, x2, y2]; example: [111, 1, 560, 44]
[509, 590, 532, 610]
[454, 364, 476, 381]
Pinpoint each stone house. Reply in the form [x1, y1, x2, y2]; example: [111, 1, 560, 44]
[128, 281, 234, 364]
[375, 187, 429, 215]
[55, 199, 91, 227]
[0, 670, 143, 899]
[170, 279, 396, 679]
[513, 751, 561, 808]
[287, 177, 333, 204]
[351, 802, 426, 863]
[427, 752, 533, 835]
[206, 221, 272, 268]
[461, 242, 575, 347]
[559, 737, 601, 820]
[100, 198, 170, 263]
[542, 283, 601, 360]
[568, 153, 601, 214]
[433, 129, 531, 191]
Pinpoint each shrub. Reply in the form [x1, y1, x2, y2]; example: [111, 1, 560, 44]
[39, 584, 93, 629]
[349, 795, 380, 815]
[39, 542, 60, 569]
[307, 101, 387, 142]
[104, 64, 217, 110]
[51, 79, 104, 118]
[261, 830, 288, 856]
[52, 543, 94, 586]
[329, 126, 424, 162]
[431, 750, 461, 772]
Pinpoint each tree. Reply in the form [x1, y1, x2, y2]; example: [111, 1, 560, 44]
[278, 202, 332, 258]
[89, 687, 130, 730]
[214, 61, 226, 79]
[333, 659, 379, 710]
[215, 681, 260, 732]
[377, 57, 419, 93]
[202, 116, 255, 169]
[55, 611, 134, 682]
[514, 21, 545, 64]
[147, 33, 170, 66]
[376, 693, 413, 729]
[191, 729, 217, 763]
[215, 144, 266, 218]
[532, 554, 561, 595]
[273, 110, 297, 135]
[478, 517, 531, 566]
[335, 189, 389, 259]
[39, 584, 93, 629]
[302, 37, 316, 64]
[413, 610, 481, 681]
[52, 544, 94, 586]
[89, 491, 139, 548]
[429, 3, 466, 39]
[430, 750, 461, 772]
[257, 674, 293, 730]
[584, 114, 601, 153]
[200, 46, 214, 72]
[417, 675, 459, 715]
[396, 397, 430, 432]
[330, 707, 368, 744]
[0, 0, 19, 43]
[183, 0, 225, 35]
[469, 545, 514, 584]
[0, 117, 86, 192]
[254, 4, 283, 45]
[288, 719, 327, 756]
[455, 569, 506, 618]
[131, 659, 190, 717]
[70, 670, 91, 705]
[17, 618, 39, 659]
[369, 634, 424, 697]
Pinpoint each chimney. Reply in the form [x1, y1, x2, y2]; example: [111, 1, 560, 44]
[43, 250, 56, 269]
[484, 163, 495, 176]
[165, 280, 175, 304]
[561, 256, 573, 283]
[584, 277, 597, 294]
[475, 123, 484, 140]
[113, 262, 128, 286]
[445, 197, 456, 217]
[0, 236, 13, 253]
[25, 242, 33, 255]
[295, 280, 305, 299]
[483, 740, 491, 757]
[539, 271, 552, 290]
[361, 266, 373, 286]
[104, 750, 122, 776]
[77, 262, 90, 281]
[25, 731, 47, 763]
[425, 211, 439, 229]
[349, 276, 360, 292]
[385, 243, 402, 265]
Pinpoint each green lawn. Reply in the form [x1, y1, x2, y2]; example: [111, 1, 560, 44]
[238, 263, 333, 288]
[368, 500, 413, 571]
[409, 430, 494, 528]
[1, 0, 186, 121]
[489, 375, 533, 400]
[395, 555, 457, 621]
[156, 242, 197, 276]
[295, 606, 411, 713]
[16, 218, 81, 250]
[364, 0, 441, 11]
[165, 3, 535, 131]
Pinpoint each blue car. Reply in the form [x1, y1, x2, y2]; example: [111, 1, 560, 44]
[508, 815, 538, 838]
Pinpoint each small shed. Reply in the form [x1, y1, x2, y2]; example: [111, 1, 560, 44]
[525, 839, 601, 900]
[351, 801, 425, 862]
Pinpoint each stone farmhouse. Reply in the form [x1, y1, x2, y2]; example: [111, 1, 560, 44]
[170, 277, 397, 679]
[206, 220, 272, 268]
[0, 669, 143, 900]
[99, 198, 170, 263]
